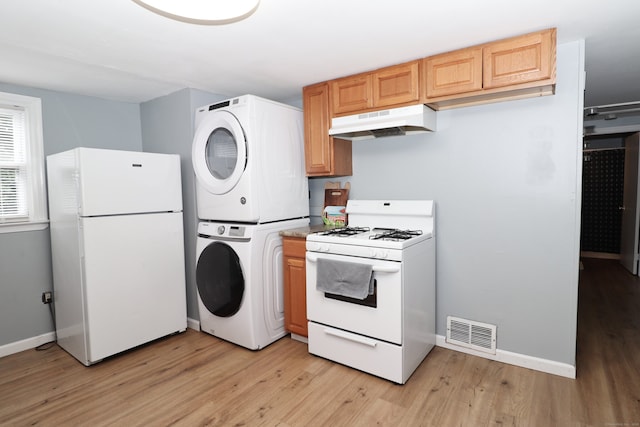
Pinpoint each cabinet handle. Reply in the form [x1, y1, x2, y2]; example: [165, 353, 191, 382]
[324, 328, 377, 347]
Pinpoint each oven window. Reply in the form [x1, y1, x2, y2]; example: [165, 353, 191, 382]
[325, 279, 377, 308]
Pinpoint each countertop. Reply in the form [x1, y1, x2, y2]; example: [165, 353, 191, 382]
[279, 224, 339, 238]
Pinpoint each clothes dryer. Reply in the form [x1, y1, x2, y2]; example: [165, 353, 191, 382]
[196, 217, 309, 350]
[192, 95, 309, 223]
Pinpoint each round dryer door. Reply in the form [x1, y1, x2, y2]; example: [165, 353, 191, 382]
[192, 110, 247, 195]
[196, 241, 245, 317]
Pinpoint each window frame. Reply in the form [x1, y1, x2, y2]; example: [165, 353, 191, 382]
[0, 91, 48, 233]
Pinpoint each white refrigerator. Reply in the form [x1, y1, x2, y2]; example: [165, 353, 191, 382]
[47, 147, 187, 366]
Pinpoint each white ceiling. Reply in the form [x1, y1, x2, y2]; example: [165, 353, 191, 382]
[1, 0, 638, 108]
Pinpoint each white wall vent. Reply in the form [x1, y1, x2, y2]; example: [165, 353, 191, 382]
[446, 316, 497, 354]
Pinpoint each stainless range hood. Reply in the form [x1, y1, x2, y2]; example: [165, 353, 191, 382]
[328, 104, 437, 141]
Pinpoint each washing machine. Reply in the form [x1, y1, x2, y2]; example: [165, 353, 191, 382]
[196, 217, 309, 350]
[192, 94, 309, 223]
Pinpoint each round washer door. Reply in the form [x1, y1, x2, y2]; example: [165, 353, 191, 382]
[196, 241, 245, 317]
[192, 110, 247, 195]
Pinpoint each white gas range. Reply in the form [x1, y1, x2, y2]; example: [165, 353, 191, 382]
[305, 200, 436, 384]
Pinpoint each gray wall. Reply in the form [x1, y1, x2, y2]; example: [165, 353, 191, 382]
[310, 40, 584, 365]
[1, 40, 584, 369]
[140, 88, 227, 320]
[0, 83, 142, 346]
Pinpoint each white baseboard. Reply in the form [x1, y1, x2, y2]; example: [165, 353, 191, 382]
[1, 319, 201, 359]
[0, 332, 56, 359]
[436, 335, 576, 379]
[1, 328, 574, 380]
[290, 333, 308, 343]
[187, 317, 200, 331]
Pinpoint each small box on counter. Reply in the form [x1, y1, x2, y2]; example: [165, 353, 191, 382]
[323, 181, 350, 226]
[323, 206, 347, 226]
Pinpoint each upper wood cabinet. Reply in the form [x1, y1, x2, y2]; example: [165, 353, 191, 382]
[331, 74, 372, 115]
[423, 28, 556, 109]
[331, 61, 421, 116]
[483, 29, 555, 89]
[373, 61, 421, 108]
[303, 82, 352, 177]
[302, 29, 556, 174]
[424, 47, 483, 98]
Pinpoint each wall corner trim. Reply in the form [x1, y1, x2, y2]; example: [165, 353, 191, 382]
[187, 317, 200, 331]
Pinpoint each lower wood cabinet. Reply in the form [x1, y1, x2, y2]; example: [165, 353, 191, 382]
[283, 236, 308, 337]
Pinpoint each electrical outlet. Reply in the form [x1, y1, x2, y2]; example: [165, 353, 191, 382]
[41, 291, 52, 304]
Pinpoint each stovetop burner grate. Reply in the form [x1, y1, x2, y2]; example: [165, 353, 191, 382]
[318, 226, 370, 237]
[369, 229, 423, 241]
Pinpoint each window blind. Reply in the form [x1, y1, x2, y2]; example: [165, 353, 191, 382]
[0, 106, 28, 221]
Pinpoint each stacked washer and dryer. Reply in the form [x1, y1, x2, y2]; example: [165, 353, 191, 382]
[192, 95, 310, 350]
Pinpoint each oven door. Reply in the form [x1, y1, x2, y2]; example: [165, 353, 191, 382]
[306, 251, 402, 344]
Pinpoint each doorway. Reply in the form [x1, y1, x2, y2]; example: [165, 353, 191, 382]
[581, 131, 640, 275]
[581, 135, 625, 256]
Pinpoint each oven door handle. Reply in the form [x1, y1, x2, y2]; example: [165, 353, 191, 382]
[372, 265, 400, 273]
[324, 328, 377, 347]
[306, 254, 400, 274]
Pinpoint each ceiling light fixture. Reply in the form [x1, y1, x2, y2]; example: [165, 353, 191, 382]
[132, 0, 260, 25]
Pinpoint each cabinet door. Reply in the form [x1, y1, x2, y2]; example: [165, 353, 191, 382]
[373, 61, 420, 108]
[284, 256, 308, 336]
[483, 28, 555, 89]
[303, 82, 333, 175]
[303, 82, 353, 177]
[331, 74, 373, 115]
[283, 237, 308, 337]
[424, 47, 483, 98]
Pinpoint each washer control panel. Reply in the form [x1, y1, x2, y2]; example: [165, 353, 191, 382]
[228, 226, 246, 237]
[198, 222, 250, 241]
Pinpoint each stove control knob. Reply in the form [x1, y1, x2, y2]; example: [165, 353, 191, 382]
[370, 249, 388, 259]
[308, 242, 326, 252]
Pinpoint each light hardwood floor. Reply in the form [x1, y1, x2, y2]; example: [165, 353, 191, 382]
[1, 258, 639, 426]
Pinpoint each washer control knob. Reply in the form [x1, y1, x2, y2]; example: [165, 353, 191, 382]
[240, 197, 246, 205]
[217, 225, 225, 235]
